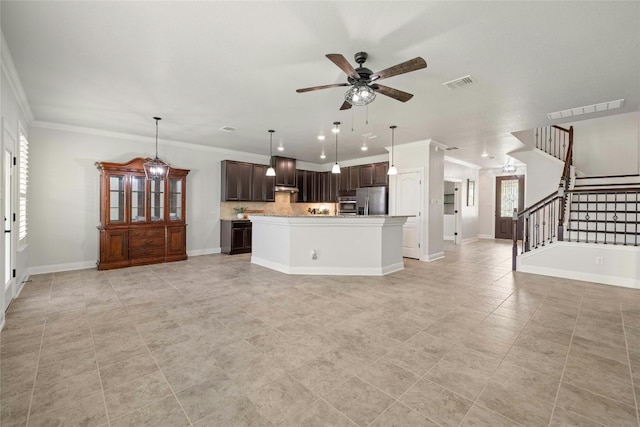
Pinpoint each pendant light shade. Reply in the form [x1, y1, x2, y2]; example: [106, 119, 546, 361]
[388, 125, 398, 176]
[143, 117, 171, 180]
[332, 121, 341, 174]
[266, 129, 276, 176]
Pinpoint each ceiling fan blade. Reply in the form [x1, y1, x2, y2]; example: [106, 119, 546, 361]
[296, 83, 350, 93]
[371, 84, 414, 102]
[326, 53, 361, 80]
[370, 57, 427, 82]
[340, 100, 353, 110]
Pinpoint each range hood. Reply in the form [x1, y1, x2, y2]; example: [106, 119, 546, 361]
[275, 185, 299, 193]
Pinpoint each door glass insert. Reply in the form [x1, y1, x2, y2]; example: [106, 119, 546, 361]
[150, 179, 164, 221]
[500, 179, 519, 217]
[131, 176, 146, 222]
[169, 178, 182, 221]
[109, 175, 125, 223]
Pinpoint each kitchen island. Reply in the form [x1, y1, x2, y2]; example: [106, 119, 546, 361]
[249, 215, 410, 276]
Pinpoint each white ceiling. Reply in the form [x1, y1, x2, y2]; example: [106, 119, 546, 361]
[2, 1, 639, 168]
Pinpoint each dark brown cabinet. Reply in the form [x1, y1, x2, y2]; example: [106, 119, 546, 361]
[221, 220, 252, 254]
[373, 162, 389, 186]
[349, 166, 361, 190]
[297, 169, 319, 202]
[221, 160, 253, 201]
[96, 157, 189, 270]
[273, 156, 296, 187]
[359, 162, 389, 187]
[252, 164, 275, 202]
[338, 167, 350, 192]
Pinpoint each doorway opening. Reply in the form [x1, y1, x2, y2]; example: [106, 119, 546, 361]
[443, 180, 461, 244]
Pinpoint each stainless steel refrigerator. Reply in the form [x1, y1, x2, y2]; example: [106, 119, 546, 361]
[356, 186, 388, 215]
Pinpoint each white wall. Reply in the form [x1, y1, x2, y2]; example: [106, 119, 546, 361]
[444, 158, 480, 243]
[27, 124, 272, 272]
[567, 111, 640, 176]
[1, 32, 34, 325]
[509, 148, 563, 207]
[427, 145, 444, 259]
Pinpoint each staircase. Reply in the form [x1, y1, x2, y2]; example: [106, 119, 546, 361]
[511, 124, 640, 289]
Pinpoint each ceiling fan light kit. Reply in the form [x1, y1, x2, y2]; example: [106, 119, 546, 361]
[296, 51, 427, 110]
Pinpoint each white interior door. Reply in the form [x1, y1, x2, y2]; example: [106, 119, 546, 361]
[397, 171, 422, 259]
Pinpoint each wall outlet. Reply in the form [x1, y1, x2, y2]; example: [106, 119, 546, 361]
[595, 256, 604, 265]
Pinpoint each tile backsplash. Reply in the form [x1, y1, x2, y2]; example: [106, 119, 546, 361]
[221, 192, 336, 219]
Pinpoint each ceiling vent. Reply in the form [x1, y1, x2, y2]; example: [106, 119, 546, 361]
[547, 99, 625, 120]
[445, 146, 459, 151]
[443, 75, 475, 90]
[219, 126, 237, 132]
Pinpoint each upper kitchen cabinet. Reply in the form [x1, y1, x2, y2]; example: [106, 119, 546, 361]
[252, 164, 275, 202]
[372, 162, 389, 186]
[221, 160, 253, 201]
[359, 162, 389, 187]
[273, 156, 296, 187]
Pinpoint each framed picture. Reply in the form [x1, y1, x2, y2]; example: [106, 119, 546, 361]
[467, 179, 475, 206]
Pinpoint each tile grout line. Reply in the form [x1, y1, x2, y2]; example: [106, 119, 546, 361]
[106, 265, 195, 427]
[620, 302, 640, 427]
[547, 288, 585, 427]
[456, 288, 558, 427]
[87, 272, 114, 427]
[23, 277, 53, 426]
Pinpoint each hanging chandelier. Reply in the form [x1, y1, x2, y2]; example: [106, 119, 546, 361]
[143, 117, 171, 180]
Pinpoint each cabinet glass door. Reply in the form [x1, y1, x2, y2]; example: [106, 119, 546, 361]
[169, 178, 182, 221]
[150, 179, 165, 222]
[131, 176, 146, 222]
[109, 175, 126, 223]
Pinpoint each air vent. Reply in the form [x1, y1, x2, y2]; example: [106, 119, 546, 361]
[445, 147, 459, 151]
[219, 126, 237, 132]
[547, 99, 625, 120]
[443, 75, 475, 90]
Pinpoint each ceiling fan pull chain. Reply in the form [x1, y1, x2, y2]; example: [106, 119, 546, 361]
[366, 104, 369, 125]
[351, 109, 354, 132]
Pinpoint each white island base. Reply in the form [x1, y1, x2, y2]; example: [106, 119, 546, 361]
[249, 215, 410, 276]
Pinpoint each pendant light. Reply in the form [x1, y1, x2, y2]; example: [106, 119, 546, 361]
[143, 117, 171, 180]
[266, 130, 276, 176]
[331, 121, 341, 174]
[388, 125, 398, 176]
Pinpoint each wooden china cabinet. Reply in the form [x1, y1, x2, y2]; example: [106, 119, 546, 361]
[96, 157, 190, 270]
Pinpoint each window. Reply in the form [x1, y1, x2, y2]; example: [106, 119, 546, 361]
[500, 178, 519, 217]
[18, 131, 28, 244]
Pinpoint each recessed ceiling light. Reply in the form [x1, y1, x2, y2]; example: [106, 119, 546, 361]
[547, 99, 624, 120]
[361, 144, 368, 151]
[320, 151, 326, 159]
[317, 134, 325, 141]
[277, 145, 284, 151]
[481, 152, 488, 157]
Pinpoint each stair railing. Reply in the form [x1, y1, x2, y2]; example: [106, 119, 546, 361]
[512, 125, 573, 269]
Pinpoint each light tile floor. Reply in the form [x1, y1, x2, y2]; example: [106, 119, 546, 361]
[1, 240, 639, 426]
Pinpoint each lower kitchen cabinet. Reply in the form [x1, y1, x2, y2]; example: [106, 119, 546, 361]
[221, 220, 252, 254]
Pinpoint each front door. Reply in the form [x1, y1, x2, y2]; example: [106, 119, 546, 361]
[495, 175, 524, 239]
[397, 171, 422, 259]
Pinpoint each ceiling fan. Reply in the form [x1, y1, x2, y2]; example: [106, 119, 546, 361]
[296, 52, 427, 110]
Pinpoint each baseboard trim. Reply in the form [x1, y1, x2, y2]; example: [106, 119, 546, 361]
[478, 234, 494, 239]
[517, 263, 640, 290]
[422, 252, 445, 262]
[187, 248, 221, 257]
[251, 256, 404, 276]
[28, 260, 96, 275]
[459, 237, 479, 245]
